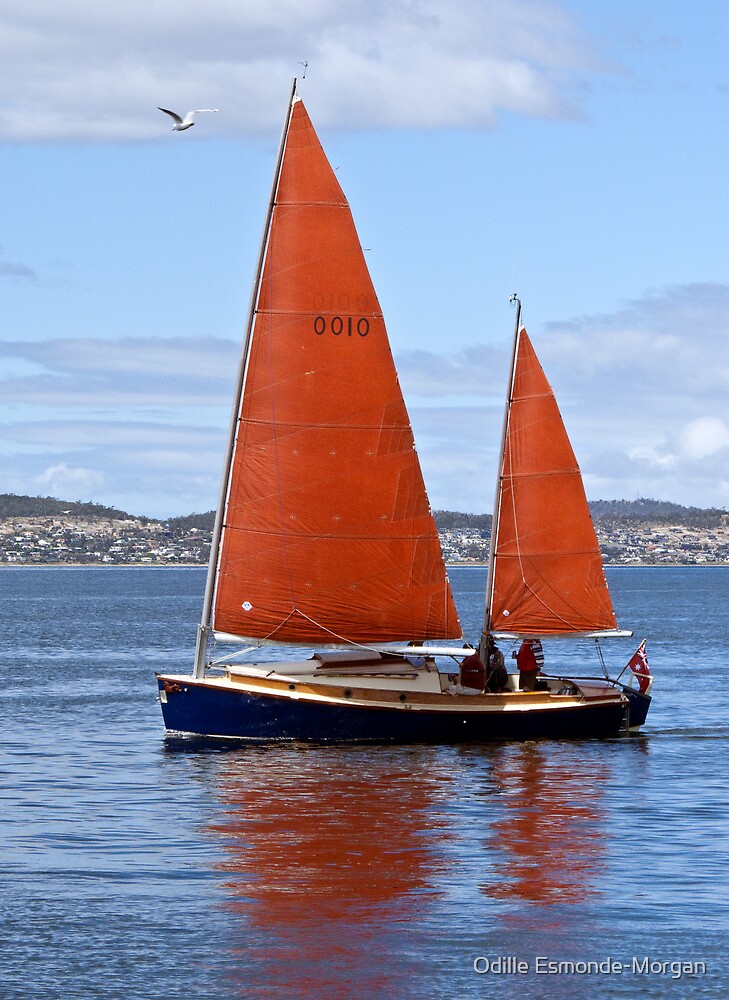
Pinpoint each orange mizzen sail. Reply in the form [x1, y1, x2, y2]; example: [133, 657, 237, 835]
[488, 327, 617, 635]
[212, 98, 460, 645]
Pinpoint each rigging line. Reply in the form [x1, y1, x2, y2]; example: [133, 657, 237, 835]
[594, 638, 609, 679]
[247, 606, 423, 651]
[257, 607, 301, 643]
[282, 608, 458, 656]
[297, 608, 380, 647]
[253, 604, 397, 651]
[209, 646, 262, 664]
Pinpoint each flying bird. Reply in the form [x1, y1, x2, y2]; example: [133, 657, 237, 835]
[158, 108, 220, 131]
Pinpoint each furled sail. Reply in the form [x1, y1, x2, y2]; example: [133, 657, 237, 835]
[212, 97, 460, 645]
[487, 325, 617, 635]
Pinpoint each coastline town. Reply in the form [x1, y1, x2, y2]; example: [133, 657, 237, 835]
[1, 495, 728, 567]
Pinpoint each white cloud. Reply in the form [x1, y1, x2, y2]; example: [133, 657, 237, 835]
[35, 462, 103, 496]
[541, 287, 729, 441]
[0, 0, 599, 140]
[515, 284, 729, 507]
[630, 417, 729, 471]
[542, 283, 729, 394]
[675, 417, 729, 461]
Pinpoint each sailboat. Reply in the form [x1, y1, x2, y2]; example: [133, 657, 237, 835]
[157, 83, 652, 741]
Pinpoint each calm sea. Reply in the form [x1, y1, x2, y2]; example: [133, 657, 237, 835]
[2, 566, 728, 999]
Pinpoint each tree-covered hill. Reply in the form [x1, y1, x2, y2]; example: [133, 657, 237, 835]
[433, 510, 491, 532]
[166, 512, 216, 532]
[0, 494, 147, 522]
[589, 499, 728, 527]
[1, 494, 726, 530]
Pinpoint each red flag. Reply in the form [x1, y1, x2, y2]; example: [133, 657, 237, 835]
[626, 640, 651, 694]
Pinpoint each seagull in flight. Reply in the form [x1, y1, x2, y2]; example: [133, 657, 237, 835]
[158, 107, 220, 131]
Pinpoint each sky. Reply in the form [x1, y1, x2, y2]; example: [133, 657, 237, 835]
[2, 0, 729, 518]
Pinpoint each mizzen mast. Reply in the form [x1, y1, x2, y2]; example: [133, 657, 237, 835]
[480, 294, 521, 659]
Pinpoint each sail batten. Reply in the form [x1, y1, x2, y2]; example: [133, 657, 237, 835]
[486, 324, 617, 637]
[210, 97, 460, 647]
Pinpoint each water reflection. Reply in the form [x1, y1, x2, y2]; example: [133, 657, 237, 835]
[204, 745, 450, 998]
[482, 744, 609, 906]
[192, 740, 618, 998]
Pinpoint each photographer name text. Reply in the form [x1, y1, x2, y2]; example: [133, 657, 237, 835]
[473, 956, 707, 980]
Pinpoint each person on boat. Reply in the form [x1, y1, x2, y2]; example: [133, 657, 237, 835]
[513, 638, 544, 691]
[457, 650, 486, 693]
[483, 636, 508, 692]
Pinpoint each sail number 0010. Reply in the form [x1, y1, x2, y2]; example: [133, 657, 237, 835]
[314, 316, 370, 338]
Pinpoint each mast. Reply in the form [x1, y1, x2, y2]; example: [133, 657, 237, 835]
[193, 78, 298, 678]
[481, 294, 521, 655]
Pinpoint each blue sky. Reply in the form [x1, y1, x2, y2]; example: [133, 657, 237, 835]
[2, 0, 729, 517]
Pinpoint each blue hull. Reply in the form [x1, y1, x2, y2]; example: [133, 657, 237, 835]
[157, 676, 629, 743]
[626, 689, 652, 728]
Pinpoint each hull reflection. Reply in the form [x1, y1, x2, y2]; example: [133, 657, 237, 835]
[205, 747, 448, 997]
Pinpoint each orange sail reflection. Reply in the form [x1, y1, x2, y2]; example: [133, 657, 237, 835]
[482, 744, 609, 905]
[206, 748, 447, 998]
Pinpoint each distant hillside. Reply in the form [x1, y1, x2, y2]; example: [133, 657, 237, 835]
[166, 511, 216, 532]
[434, 501, 728, 531]
[589, 499, 728, 527]
[0, 494, 147, 522]
[433, 510, 491, 531]
[2, 494, 726, 531]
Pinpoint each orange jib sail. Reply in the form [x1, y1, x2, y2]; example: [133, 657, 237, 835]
[489, 327, 617, 635]
[212, 98, 460, 645]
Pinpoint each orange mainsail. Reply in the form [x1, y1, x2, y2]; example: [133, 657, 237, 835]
[487, 325, 617, 635]
[212, 97, 460, 645]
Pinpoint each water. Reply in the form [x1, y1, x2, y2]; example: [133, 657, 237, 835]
[2, 566, 728, 998]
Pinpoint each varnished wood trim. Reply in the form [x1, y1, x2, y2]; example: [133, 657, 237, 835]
[218, 671, 624, 711]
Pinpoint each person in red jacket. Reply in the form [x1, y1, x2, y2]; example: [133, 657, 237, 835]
[459, 651, 486, 692]
[514, 639, 544, 691]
